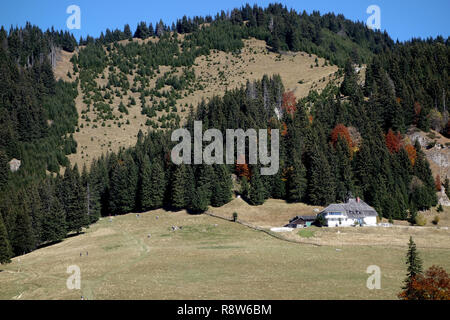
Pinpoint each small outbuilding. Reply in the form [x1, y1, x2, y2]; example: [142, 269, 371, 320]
[285, 216, 317, 228]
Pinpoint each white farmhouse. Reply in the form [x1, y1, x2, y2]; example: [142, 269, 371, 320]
[318, 198, 378, 227]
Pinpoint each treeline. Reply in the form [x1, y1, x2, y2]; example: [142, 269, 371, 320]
[0, 24, 79, 263]
[75, 2, 396, 67]
[365, 38, 449, 134]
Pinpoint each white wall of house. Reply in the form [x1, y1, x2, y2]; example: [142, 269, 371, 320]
[324, 214, 377, 227]
[363, 216, 377, 226]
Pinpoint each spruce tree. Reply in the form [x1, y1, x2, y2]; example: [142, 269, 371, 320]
[39, 180, 67, 243]
[0, 151, 8, 192]
[10, 208, 34, 255]
[189, 184, 209, 214]
[60, 165, 88, 234]
[171, 164, 187, 210]
[248, 167, 266, 205]
[402, 237, 423, 294]
[288, 159, 307, 203]
[211, 165, 233, 207]
[146, 161, 166, 210]
[307, 146, 336, 206]
[110, 155, 138, 214]
[0, 214, 13, 264]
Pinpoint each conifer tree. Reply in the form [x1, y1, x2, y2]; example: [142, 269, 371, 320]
[0, 151, 8, 192]
[171, 164, 187, 210]
[110, 155, 138, 214]
[10, 207, 34, 255]
[211, 165, 233, 207]
[189, 184, 209, 213]
[288, 159, 307, 203]
[145, 161, 166, 210]
[248, 167, 266, 205]
[0, 214, 13, 264]
[307, 146, 336, 206]
[39, 180, 67, 243]
[402, 237, 424, 296]
[334, 137, 355, 202]
[60, 165, 88, 234]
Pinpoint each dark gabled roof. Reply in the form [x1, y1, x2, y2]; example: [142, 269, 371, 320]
[321, 198, 378, 218]
[289, 215, 317, 223]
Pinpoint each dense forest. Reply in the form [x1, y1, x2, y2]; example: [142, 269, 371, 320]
[1, 3, 449, 263]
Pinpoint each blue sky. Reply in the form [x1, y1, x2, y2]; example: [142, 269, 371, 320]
[1, 0, 448, 42]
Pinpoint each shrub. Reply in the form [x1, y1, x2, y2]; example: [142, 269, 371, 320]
[432, 215, 440, 225]
[415, 213, 427, 226]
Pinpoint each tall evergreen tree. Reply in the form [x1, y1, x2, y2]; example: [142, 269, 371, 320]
[288, 158, 307, 203]
[146, 161, 166, 210]
[60, 165, 88, 233]
[171, 164, 187, 210]
[402, 237, 424, 295]
[39, 180, 67, 243]
[211, 165, 233, 207]
[10, 206, 34, 255]
[248, 166, 266, 205]
[0, 214, 13, 264]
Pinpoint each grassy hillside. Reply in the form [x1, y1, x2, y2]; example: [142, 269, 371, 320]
[1, 203, 449, 300]
[53, 36, 340, 169]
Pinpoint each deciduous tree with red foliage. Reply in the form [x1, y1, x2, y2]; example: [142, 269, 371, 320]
[435, 175, 442, 191]
[385, 129, 402, 153]
[399, 266, 450, 300]
[282, 91, 297, 116]
[330, 124, 353, 148]
[235, 155, 251, 179]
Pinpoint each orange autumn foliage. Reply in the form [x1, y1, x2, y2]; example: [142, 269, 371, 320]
[398, 266, 450, 300]
[235, 154, 251, 179]
[435, 175, 442, 191]
[405, 144, 417, 166]
[281, 122, 288, 136]
[385, 129, 403, 153]
[331, 124, 353, 148]
[282, 91, 297, 116]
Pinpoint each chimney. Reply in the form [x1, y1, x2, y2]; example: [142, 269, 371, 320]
[357, 197, 360, 203]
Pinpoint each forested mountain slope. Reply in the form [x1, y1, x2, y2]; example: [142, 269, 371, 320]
[0, 3, 449, 262]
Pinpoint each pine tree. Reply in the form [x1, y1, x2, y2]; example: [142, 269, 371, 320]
[171, 164, 187, 210]
[0, 214, 13, 264]
[402, 237, 424, 294]
[110, 155, 138, 214]
[146, 161, 166, 210]
[211, 165, 233, 207]
[0, 151, 8, 191]
[288, 159, 307, 203]
[189, 184, 209, 214]
[10, 207, 34, 255]
[60, 165, 88, 234]
[39, 180, 67, 243]
[334, 137, 355, 202]
[307, 146, 336, 206]
[197, 165, 215, 205]
[248, 167, 266, 205]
